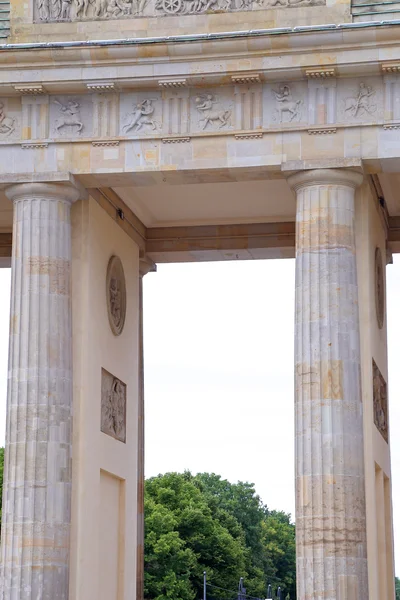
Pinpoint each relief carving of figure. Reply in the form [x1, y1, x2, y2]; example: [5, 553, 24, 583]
[93, 0, 110, 17]
[60, 0, 72, 18]
[54, 99, 84, 133]
[0, 103, 15, 137]
[344, 83, 377, 118]
[37, 0, 62, 20]
[373, 360, 388, 443]
[272, 85, 302, 122]
[123, 99, 158, 133]
[106, 255, 126, 336]
[106, 0, 132, 16]
[75, 0, 90, 17]
[37, 0, 51, 20]
[101, 373, 126, 442]
[195, 94, 231, 130]
[109, 276, 122, 328]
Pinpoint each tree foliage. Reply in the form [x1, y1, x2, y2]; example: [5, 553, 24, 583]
[144, 472, 296, 600]
[395, 576, 400, 600]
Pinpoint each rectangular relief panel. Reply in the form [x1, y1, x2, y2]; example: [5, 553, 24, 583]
[100, 470, 126, 600]
[372, 359, 388, 443]
[101, 368, 127, 443]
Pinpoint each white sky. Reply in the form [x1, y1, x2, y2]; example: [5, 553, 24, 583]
[0, 257, 398, 572]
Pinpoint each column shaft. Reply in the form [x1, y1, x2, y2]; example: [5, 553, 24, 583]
[289, 169, 368, 600]
[1, 183, 79, 600]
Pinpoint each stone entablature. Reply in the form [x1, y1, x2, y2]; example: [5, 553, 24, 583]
[0, 75, 399, 146]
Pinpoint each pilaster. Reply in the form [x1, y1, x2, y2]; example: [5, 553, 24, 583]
[136, 256, 156, 600]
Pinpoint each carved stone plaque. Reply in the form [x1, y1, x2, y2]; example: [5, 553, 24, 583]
[106, 255, 126, 336]
[375, 247, 385, 329]
[101, 368, 127, 443]
[373, 359, 388, 443]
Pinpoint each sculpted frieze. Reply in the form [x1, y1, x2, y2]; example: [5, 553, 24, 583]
[194, 94, 232, 130]
[263, 82, 307, 128]
[272, 85, 303, 123]
[50, 96, 93, 137]
[120, 93, 163, 136]
[337, 78, 383, 123]
[33, 0, 324, 20]
[0, 100, 20, 139]
[0, 78, 393, 146]
[191, 91, 234, 132]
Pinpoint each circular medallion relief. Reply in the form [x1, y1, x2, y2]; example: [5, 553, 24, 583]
[106, 255, 126, 336]
[375, 247, 385, 330]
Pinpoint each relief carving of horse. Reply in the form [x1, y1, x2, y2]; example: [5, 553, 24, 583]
[195, 95, 231, 130]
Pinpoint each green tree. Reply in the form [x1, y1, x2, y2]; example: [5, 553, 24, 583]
[261, 511, 296, 599]
[145, 472, 248, 600]
[395, 576, 400, 600]
[144, 472, 296, 600]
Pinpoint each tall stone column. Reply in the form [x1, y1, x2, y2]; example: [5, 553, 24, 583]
[288, 169, 368, 600]
[0, 182, 80, 600]
[136, 256, 156, 600]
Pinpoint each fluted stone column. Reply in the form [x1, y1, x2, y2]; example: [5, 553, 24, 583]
[0, 182, 80, 600]
[136, 256, 156, 600]
[288, 169, 368, 600]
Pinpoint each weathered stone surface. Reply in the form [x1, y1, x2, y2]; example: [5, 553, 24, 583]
[288, 169, 368, 600]
[0, 182, 79, 600]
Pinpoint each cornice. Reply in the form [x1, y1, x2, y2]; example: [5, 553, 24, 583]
[1, 22, 400, 71]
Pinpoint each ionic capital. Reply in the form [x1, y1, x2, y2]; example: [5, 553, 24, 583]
[287, 168, 364, 192]
[5, 182, 81, 204]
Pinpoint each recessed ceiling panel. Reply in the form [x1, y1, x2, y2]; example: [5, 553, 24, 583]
[113, 179, 296, 227]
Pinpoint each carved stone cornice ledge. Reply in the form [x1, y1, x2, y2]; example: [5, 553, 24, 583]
[162, 137, 191, 143]
[305, 68, 336, 78]
[381, 63, 400, 74]
[158, 78, 187, 88]
[86, 81, 116, 92]
[231, 74, 261, 85]
[14, 84, 46, 95]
